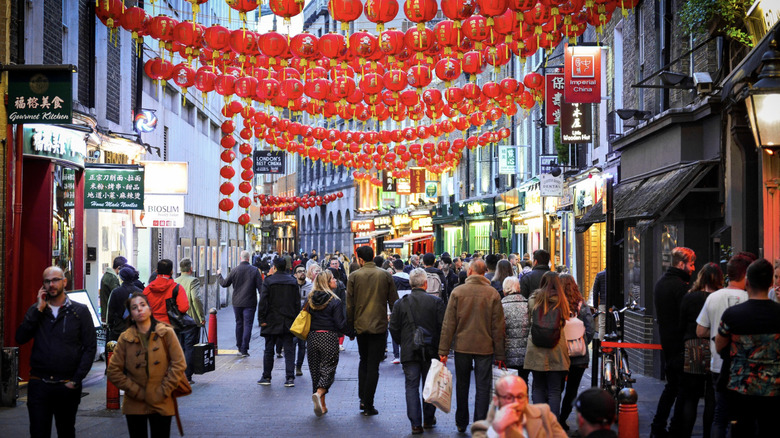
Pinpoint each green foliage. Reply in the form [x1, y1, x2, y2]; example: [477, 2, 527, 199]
[678, 0, 754, 47]
[553, 126, 568, 164]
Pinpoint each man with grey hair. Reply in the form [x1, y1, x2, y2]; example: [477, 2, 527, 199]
[217, 250, 263, 357]
[389, 268, 446, 434]
[176, 258, 204, 382]
[404, 254, 421, 274]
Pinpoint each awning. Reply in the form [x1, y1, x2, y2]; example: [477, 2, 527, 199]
[354, 230, 390, 245]
[383, 233, 434, 249]
[576, 161, 717, 231]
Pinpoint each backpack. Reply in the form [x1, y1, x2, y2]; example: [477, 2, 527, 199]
[531, 305, 562, 348]
[425, 271, 443, 298]
[563, 305, 587, 357]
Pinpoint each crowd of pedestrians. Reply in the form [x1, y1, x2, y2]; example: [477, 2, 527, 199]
[14, 244, 780, 437]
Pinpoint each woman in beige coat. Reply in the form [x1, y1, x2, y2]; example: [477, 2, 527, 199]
[107, 292, 187, 438]
[524, 272, 571, 418]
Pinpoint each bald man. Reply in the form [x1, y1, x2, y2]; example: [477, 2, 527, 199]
[472, 375, 567, 438]
[15, 266, 97, 438]
[438, 259, 506, 433]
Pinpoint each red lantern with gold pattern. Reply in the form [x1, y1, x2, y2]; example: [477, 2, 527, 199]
[435, 58, 462, 85]
[96, 0, 125, 30]
[204, 25, 230, 51]
[173, 21, 204, 48]
[349, 31, 378, 59]
[403, 0, 438, 30]
[477, 0, 509, 20]
[461, 51, 486, 79]
[328, 0, 364, 31]
[360, 73, 385, 95]
[269, 0, 305, 22]
[407, 65, 432, 89]
[290, 33, 320, 60]
[404, 27, 434, 53]
[462, 15, 490, 43]
[383, 70, 408, 93]
[227, 0, 259, 21]
[441, 0, 477, 23]
[260, 32, 289, 60]
[120, 7, 149, 42]
[219, 198, 234, 212]
[365, 0, 400, 32]
[523, 71, 544, 90]
[148, 15, 178, 45]
[318, 33, 348, 63]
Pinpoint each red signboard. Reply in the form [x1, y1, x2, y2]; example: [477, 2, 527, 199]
[410, 168, 425, 193]
[350, 220, 375, 233]
[545, 72, 564, 126]
[564, 45, 602, 104]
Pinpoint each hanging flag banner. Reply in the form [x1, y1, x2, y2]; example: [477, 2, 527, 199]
[560, 102, 593, 143]
[410, 168, 425, 193]
[84, 166, 144, 209]
[564, 45, 602, 104]
[498, 145, 517, 175]
[545, 72, 564, 125]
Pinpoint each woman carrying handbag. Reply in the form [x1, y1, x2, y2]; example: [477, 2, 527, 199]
[306, 270, 349, 417]
[107, 292, 188, 438]
[524, 272, 571, 417]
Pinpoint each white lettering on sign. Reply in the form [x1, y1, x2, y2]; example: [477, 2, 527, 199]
[467, 202, 484, 215]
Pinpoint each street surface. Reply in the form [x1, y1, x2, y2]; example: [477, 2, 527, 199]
[0, 305, 700, 437]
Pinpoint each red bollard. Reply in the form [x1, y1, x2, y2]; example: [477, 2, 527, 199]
[617, 388, 638, 438]
[106, 341, 120, 410]
[208, 308, 218, 353]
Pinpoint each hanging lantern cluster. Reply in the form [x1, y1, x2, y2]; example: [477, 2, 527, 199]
[254, 191, 345, 216]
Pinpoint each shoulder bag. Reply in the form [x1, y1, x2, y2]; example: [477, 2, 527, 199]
[290, 301, 311, 340]
[166, 284, 197, 331]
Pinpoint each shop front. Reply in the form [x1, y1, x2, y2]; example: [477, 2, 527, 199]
[495, 189, 521, 254]
[571, 171, 607, 301]
[433, 202, 462, 255]
[511, 184, 542, 256]
[351, 219, 389, 254]
[461, 198, 495, 254]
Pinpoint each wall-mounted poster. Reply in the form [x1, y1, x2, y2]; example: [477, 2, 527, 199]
[198, 246, 206, 277]
[176, 245, 182, 274]
[211, 246, 217, 274]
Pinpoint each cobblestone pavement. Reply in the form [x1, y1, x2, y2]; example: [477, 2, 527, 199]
[0, 305, 704, 437]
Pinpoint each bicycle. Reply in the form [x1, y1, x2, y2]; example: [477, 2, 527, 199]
[595, 301, 644, 400]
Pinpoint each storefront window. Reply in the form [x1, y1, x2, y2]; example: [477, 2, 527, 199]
[660, 224, 678, 269]
[469, 221, 491, 253]
[443, 227, 462, 255]
[53, 165, 76, 290]
[626, 227, 641, 303]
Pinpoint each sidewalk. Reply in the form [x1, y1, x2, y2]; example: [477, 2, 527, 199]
[0, 306, 704, 437]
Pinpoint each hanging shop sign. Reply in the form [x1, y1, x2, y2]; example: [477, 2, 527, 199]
[516, 224, 530, 233]
[564, 45, 602, 104]
[560, 102, 593, 143]
[382, 171, 396, 192]
[498, 145, 517, 175]
[410, 168, 426, 193]
[84, 165, 144, 209]
[413, 217, 433, 232]
[393, 214, 411, 228]
[7, 66, 73, 124]
[539, 155, 558, 172]
[373, 215, 392, 229]
[425, 181, 438, 198]
[350, 220, 375, 233]
[23, 125, 87, 168]
[253, 150, 285, 174]
[62, 168, 76, 208]
[540, 173, 564, 198]
[545, 72, 564, 125]
[132, 194, 185, 228]
[397, 178, 411, 195]
[142, 161, 188, 194]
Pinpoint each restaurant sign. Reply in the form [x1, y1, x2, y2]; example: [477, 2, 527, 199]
[560, 102, 592, 143]
[350, 220, 375, 233]
[8, 67, 73, 124]
[84, 165, 144, 209]
[564, 45, 602, 104]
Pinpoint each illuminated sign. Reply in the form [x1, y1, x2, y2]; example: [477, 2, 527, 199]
[397, 178, 411, 195]
[393, 214, 411, 227]
[410, 168, 425, 193]
[498, 146, 517, 175]
[23, 125, 87, 168]
[564, 45, 602, 104]
[373, 216, 392, 228]
[350, 220, 375, 233]
[141, 161, 189, 194]
[540, 173, 563, 197]
[560, 102, 592, 144]
[133, 194, 185, 228]
[467, 202, 485, 215]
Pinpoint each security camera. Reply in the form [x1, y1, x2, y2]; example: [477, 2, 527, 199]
[693, 72, 713, 94]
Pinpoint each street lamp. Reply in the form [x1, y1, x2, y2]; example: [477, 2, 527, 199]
[745, 27, 780, 153]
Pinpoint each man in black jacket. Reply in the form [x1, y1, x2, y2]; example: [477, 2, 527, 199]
[422, 253, 446, 303]
[389, 268, 446, 435]
[16, 266, 97, 438]
[257, 257, 300, 387]
[520, 249, 551, 298]
[217, 250, 263, 357]
[651, 247, 695, 438]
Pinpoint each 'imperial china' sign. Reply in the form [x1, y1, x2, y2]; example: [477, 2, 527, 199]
[564, 45, 602, 104]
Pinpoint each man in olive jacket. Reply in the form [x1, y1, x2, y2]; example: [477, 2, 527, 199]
[347, 245, 399, 416]
[438, 259, 506, 433]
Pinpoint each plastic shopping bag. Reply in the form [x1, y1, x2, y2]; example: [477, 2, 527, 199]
[423, 359, 453, 413]
[490, 366, 519, 399]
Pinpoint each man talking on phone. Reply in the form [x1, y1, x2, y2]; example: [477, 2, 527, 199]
[15, 266, 97, 438]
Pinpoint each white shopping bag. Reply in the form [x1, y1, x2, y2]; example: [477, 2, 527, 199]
[490, 366, 518, 399]
[423, 359, 453, 413]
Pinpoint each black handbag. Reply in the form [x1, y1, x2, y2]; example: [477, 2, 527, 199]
[193, 326, 216, 374]
[166, 284, 197, 331]
[404, 296, 433, 357]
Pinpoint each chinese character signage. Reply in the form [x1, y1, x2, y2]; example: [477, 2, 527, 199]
[545, 72, 564, 125]
[133, 195, 184, 228]
[350, 220, 375, 233]
[62, 168, 76, 208]
[382, 171, 396, 192]
[253, 150, 285, 174]
[397, 178, 411, 195]
[410, 168, 425, 193]
[564, 45, 602, 104]
[84, 166, 144, 209]
[7, 67, 73, 124]
[498, 146, 517, 175]
[540, 173, 564, 197]
[560, 102, 593, 143]
[23, 126, 87, 168]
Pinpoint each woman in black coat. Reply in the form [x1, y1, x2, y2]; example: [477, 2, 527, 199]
[106, 265, 142, 342]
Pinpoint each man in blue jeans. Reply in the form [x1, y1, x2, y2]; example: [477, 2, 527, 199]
[389, 268, 446, 434]
[438, 260, 506, 433]
[217, 250, 263, 357]
[257, 257, 300, 387]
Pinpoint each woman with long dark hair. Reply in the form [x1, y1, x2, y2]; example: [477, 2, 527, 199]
[107, 292, 187, 438]
[307, 270, 349, 416]
[524, 271, 571, 417]
[491, 259, 515, 298]
[678, 262, 723, 438]
[557, 274, 595, 430]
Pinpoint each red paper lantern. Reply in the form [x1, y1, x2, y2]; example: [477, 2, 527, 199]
[219, 198, 234, 212]
[148, 15, 178, 44]
[269, 0, 305, 21]
[383, 70, 408, 93]
[462, 15, 490, 43]
[220, 182, 235, 196]
[523, 72, 544, 89]
[120, 7, 149, 42]
[260, 32, 289, 60]
[404, 27, 434, 53]
[221, 150, 236, 163]
[204, 25, 230, 51]
[403, 0, 438, 29]
[364, 0, 400, 32]
[242, 169, 254, 180]
[238, 213, 251, 225]
[461, 51, 486, 79]
[441, 0, 477, 22]
[349, 31, 378, 59]
[408, 65, 432, 89]
[378, 29, 406, 58]
[220, 166, 236, 179]
[477, 0, 509, 19]
[171, 63, 196, 91]
[290, 33, 320, 60]
[227, 0, 259, 20]
[435, 58, 462, 84]
[96, 0, 126, 30]
[329, 0, 364, 31]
